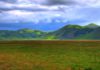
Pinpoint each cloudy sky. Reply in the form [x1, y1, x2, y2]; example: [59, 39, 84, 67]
[0, 0, 100, 31]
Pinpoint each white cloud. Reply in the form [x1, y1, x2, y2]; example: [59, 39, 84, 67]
[0, 0, 100, 25]
[75, 0, 100, 7]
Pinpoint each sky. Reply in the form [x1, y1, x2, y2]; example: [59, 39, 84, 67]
[0, 0, 100, 31]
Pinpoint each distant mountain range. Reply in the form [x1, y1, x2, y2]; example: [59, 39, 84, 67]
[0, 23, 100, 40]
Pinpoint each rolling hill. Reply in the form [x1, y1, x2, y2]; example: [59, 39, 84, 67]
[0, 28, 46, 40]
[48, 23, 100, 40]
[0, 23, 100, 40]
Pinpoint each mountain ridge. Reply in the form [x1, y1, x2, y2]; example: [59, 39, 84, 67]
[0, 24, 100, 40]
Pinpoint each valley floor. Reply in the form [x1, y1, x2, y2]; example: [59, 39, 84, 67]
[0, 40, 100, 70]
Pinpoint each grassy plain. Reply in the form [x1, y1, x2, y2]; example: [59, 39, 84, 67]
[0, 40, 100, 70]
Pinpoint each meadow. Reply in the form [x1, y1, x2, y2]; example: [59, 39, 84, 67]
[0, 40, 100, 70]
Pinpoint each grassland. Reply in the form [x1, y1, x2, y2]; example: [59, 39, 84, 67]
[0, 40, 100, 70]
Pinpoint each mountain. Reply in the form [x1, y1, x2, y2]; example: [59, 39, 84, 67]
[76, 27, 100, 40]
[49, 25, 83, 39]
[0, 24, 100, 40]
[49, 24, 100, 40]
[85, 23, 99, 28]
[0, 29, 46, 40]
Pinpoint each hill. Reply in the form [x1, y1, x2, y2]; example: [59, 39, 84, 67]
[49, 24, 100, 40]
[0, 29, 46, 40]
[0, 24, 100, 40]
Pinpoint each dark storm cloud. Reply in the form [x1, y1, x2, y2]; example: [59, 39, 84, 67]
[0, 7, 47, 12]
[0, 0, 77, 5]
[0, 7, 60, 12]
[0, 0, 16, 3]
[46, 0, 77, 5]
[0, 0, 78, 13]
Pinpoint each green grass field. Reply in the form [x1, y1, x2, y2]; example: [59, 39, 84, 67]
[0, 40, 100, 70]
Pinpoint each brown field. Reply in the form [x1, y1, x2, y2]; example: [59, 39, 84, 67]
[0, 40, 100, 45]
[0, 40, 100, 70]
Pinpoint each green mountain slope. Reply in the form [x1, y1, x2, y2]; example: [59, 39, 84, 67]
[0, 24, 100, 40]
[50, 24, 98, 40]
[76, 27, 100, 40]
[85, 23, 99, 28]
[0, 29, 46, 40]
